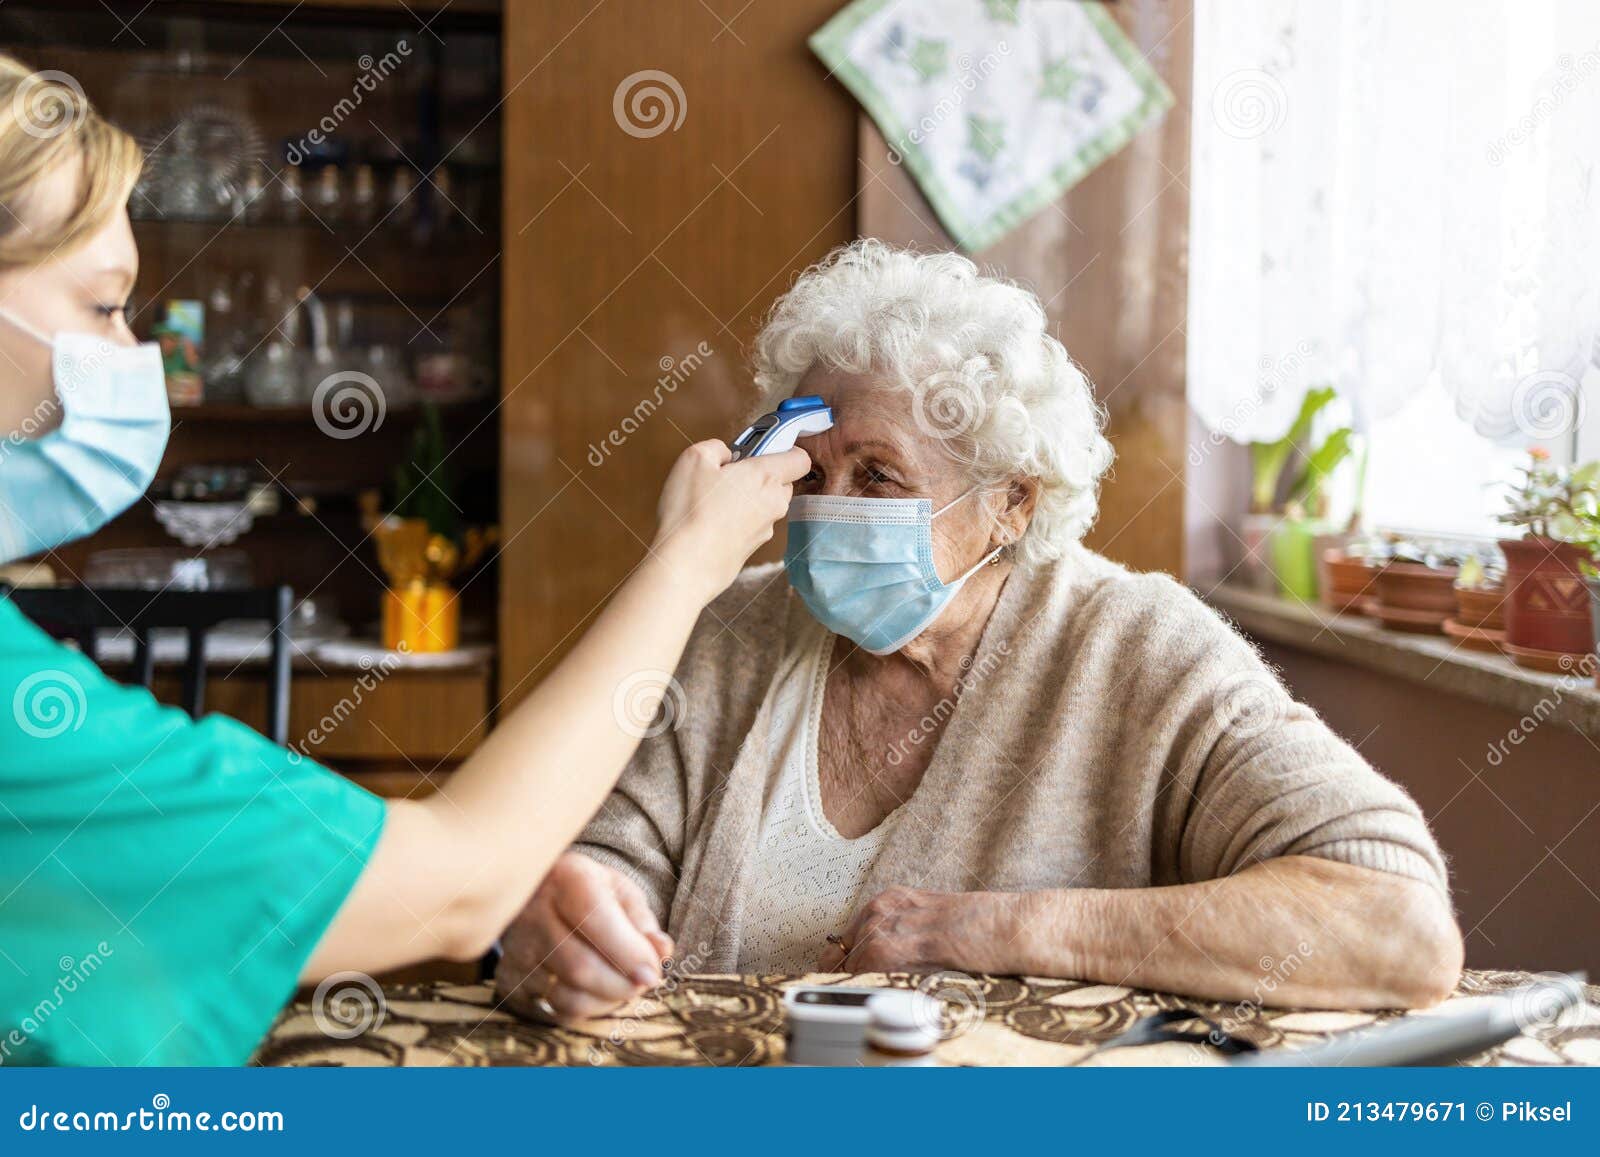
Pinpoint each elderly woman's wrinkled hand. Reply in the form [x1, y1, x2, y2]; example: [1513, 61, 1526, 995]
[817, 886, 1023, 975]
[495, 852, 673, 1023]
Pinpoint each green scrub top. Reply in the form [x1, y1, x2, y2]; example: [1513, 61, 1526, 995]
[0, 596, 387, 1066]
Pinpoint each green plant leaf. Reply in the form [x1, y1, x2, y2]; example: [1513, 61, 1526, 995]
[1287, 426, 1355, 510]
[1250, 386, 1337, 512]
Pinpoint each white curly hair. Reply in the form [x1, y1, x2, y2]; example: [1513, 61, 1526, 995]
[751, 239, 1114, 569]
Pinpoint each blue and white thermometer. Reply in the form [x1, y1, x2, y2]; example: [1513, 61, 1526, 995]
[729, 394, 833, 461]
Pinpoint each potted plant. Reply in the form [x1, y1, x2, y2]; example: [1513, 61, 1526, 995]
[1584, 560, 1600, 686]
[1370, 539, 1463, 634]
[1320, 535, 1381, 613]
[1245, 386, 1355, 597]
[1572, 514, 1600, 687]
[1496, 449, 1600, 671]
[1445, 555, 1508, 652]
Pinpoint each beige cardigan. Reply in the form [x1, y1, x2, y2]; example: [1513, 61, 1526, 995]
[576, 546, 1449, 971]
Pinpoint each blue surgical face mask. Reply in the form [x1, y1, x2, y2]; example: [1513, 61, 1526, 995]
[783, 489, 1003, 655]
[0, 307, 170, 565]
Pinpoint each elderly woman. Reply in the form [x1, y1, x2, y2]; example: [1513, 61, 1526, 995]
[497, 241, 1462, 1021]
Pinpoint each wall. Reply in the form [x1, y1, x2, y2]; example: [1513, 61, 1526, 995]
[857, 0, 1194, 577]
[1259, 641, 1600, 975]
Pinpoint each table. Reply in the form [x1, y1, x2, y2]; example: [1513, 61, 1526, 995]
[258, 969, 1600, 1067]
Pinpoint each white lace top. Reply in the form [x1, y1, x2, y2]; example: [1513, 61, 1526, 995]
[735, 631, 901, 974]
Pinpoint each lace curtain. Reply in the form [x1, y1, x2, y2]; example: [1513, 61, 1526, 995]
[1188, 0, 1600, 446]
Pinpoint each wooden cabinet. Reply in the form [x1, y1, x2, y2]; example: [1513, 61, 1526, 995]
[497, 0, 859, 705]
[4, 1, 506, 771]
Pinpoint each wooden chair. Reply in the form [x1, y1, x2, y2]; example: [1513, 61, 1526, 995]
[3, 584, 294, 745]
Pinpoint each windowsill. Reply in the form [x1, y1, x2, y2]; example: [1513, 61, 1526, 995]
[1203, 582, 1600, 742]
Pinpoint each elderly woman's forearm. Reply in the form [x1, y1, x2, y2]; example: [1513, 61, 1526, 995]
[1007, 857, 1462, 1009]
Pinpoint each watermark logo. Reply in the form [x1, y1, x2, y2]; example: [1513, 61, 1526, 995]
[915, 971, 988, 1041]
[912, 366, 988, 443]
[12, 70, 85, 140]
[883, 43, 1011, 167]
[13, 670, 87, 739]
[1487, 44, 1600, 165]
[587, 340, 713, 466]
[887, 640, 1010, 766]
[286, 648, 407, 764]
[1507, 972, 1582, 1033]
[1211, 68, 1288, 140]
[1510, 370, 1586, 440]
[311, 971, 386, 1039]
[1210, 669, 1284, 740]
[611, 669, 687, 739]
[285, 43, 412, 165]
[1, 941, 114, 1065]
[311, 370, 386, 439]
[613, 70, 687, 138]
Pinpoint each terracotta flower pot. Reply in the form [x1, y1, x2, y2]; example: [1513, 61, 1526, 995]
[1320, 549, 1375, 612]
[1587, 576, 1600, 688]
[1370, 561, 1458, 633]
[1499, 536, 1595, 665]
[1454, 585, 1508, 632]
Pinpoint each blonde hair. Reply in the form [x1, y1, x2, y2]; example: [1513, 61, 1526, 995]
[0, 55, 142, 270]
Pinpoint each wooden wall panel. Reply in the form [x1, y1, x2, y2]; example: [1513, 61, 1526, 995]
[857, 0, 1193, 577]
[499, 0, 857, 704]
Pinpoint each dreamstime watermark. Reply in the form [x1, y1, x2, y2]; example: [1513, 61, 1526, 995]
[911, 364, 990, 443]
[1211, 68, 1288, 140]
[285, 42, 413, 165]
[915, 970, 988, 1041]
[311, 369, 386, 439]
[886, 639, 1010, 766]
[12, 69, 85, 140]
[1210, 668, 1286, 740]
[12, 669, 87, 740]
[612, 70, 687, 138]
[587, 340, 713, 466]
[883, 44, 1011, 167]
[1506, 972, 1585, 1034]
[611, 668, 688, 739]
[1499, 370, 1587, 441]
[16, 1095, 283, 1134]
[1188, 341, 1315, 467]
[585, 941, 711, 1065]
[1208, 940, 1314, 1046]
[311, 970, 386, 1039]
[1486, 43, 1600, 165]
[1484, 652, 1597, 767]
[0, 942, 114, 1065]
[0, 336, 119, 467]
[285, 648, 407, 764]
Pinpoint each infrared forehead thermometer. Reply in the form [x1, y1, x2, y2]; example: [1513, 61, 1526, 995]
[730, 394, 833, 461]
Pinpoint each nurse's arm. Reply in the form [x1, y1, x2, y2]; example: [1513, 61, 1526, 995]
[301, 442, 808, 980]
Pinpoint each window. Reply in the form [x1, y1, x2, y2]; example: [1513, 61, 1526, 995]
[1188, 0, 1600, 543]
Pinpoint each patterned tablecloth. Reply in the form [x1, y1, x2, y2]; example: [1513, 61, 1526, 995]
[258, 969, 1600, 1068]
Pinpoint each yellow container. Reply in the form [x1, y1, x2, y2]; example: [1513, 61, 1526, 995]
[382, 579, 459, 653]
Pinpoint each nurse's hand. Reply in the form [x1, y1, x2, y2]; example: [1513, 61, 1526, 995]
[651, 440, 809, 603]
[495, 852, 673, 1023]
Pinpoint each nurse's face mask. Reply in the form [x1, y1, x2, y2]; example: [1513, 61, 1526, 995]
[0, 306, 169, 564]
[783, 488, 1003, 655]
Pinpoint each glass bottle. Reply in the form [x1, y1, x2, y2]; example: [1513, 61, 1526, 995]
[279, 164, 303, 223]
[350, 163, 378, 228]
[311, 166, 342, 227]
[387, 166, 415, 227]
